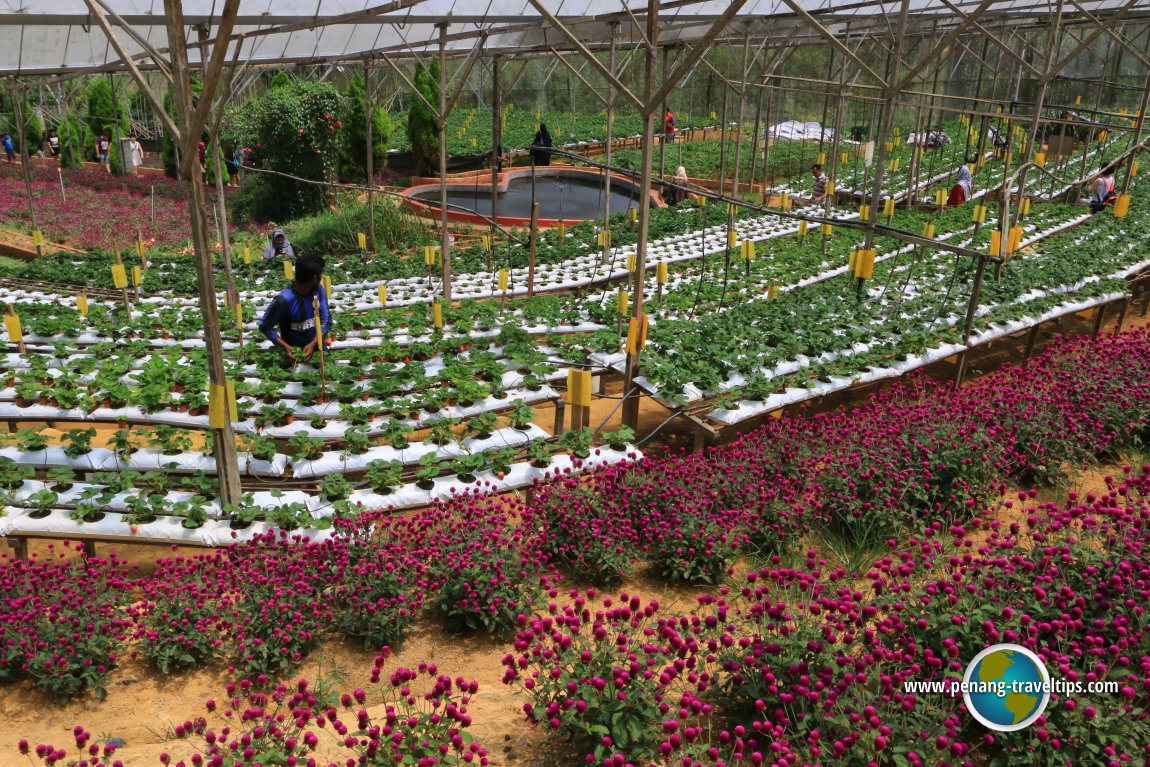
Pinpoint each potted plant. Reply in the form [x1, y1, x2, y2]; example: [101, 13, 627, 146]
[148, 425, 194, 456]
[25, 488, 59, 519]
[489, 447, 517, 479]
[0, 458, 33, 494]
[558, 428, 594, 459]
[602, 425, 635, 452]
[61, 428, 97, 459]
[319, 473, 354, 502]
[454, 379, 491, 408]
[508, 400, 536, 431]
[343, 426, 373, 456]
[47, 466, 77, 493]
[288, 433, 326, 463]
[187, 471, 219, 500]
[243, 434, 279, 463]
[71, 486, 112, 524]
[464, 412, 500, 441]
[380, 419, 414, 450]
[364, 459, 404, 495]
[224, 492, 262, 530]
[124, 492, 164, 526]
[425, 419, 458, 447]
[171, 495, 210, 529]
[527, 441, 554, 468]
[16, 428, 49, 452]
[415, 452, 442, 490]
[309, 414, 329, 430]
[452, 452, 488, 483]
[259, 402, 295, 428]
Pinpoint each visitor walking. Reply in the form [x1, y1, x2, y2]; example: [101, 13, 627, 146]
[665, 166, 691, 205]
[46, 129, 60, 158]
[531, 123, 553, 166]
[947, 161, 973, 206]
[811, 163, 828, 203]
[96, 133, 111, 172]
[197, 141, 208, 183]
[1, 133, 14, 163]
[664, 108, 676, 143]
[127, 134, 145, 176]
[1090, 166, 1117, 214]
[258, 254, 332, 363]
[263, 228, 296, 260]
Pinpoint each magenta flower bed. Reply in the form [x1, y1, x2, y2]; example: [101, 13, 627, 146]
[6, 328, 1150, 766]
[0, 165, 226, 251]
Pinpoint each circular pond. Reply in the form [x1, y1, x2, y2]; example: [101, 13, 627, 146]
[404, 167, 663, 226]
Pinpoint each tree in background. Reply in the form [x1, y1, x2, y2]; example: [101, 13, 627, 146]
[269, 71, 292, 90]
[85, 78, 130, 171]
[339, 72, 392, 182]
[227, 80, 346, 221]
[406, 62, 440, 176]
[58, 112, 85, 169]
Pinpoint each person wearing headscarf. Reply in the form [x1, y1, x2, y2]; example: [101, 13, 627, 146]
[666, 166, 691, 204]
[263, 228, 296, 260]
[531, 123, 553, 166]
[948, 161, 974, 206]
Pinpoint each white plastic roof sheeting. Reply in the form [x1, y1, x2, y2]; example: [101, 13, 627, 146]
[0, 0, 1146, 76]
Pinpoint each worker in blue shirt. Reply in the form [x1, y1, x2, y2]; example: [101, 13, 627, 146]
[258, 253, 332, 362]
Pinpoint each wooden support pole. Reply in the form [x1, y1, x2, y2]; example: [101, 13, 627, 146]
[622, 0, 660, 429]
[163, 0, 243, 509]
[602, 24, 617, 265]
[1022, 323, 1041, 365]
[528, 201, 539, 297]
[366, 62, 377, 256]
[490, 55, 501, 270]
[438, 24, 453, 302]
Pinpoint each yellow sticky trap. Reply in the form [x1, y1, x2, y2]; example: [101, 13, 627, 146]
[821, 223, 833, 235]
[556, 220, 565, 239]
[112, 264, 128, 289]
[825, 181, 834, 195]
[135, 240, 146, 259]
[625, 314, 649, 354]
[77, 295, 89, 317]
[626, 254, 636, 272]
[885, 141, 893, 153]
[628, 208, 637, 223]
[936, 189, 947, 207]
[1114, 194, 1131, 218]
[358, 232, 367, 250]
[597, 230, 611, 248]
[740, 241, 755, 261]
[855, 249, 876, 280]
[498, 268, 509, 292]
[656, 262, 668, 284]
[1098, 129, 1108, 143]
[432, 300, 443, 329]
[471, 137, 477, 148]
[889, 158, 900, 173]
[1075, 94, 1082, 105]
[698, 196, 707, 208]
[798, 220, 808, 238]
[235, 304, 243, 329]
[727, 231, 738, 249]
[132, 265, 142, 287]
[859, 204, 870, 220]
[1132, 160, 1140, 177]
[424, 245, 439, 266]
[817, 152, 826, 164]
[284, 260, 294, 280]
[848, 248, 858, 272]
[323, 275, 333, 299]
[923, 223, 936, 239]
[1020, 197, 1031, 217]
[841, 151, 849, 165]
[32, 229, 45, 247]
[973, 204, 987, 224]
[208, 381, 238, 428]
[4, 313, 23, 343]
[378, 284, 387, 304]
[779, 192, 790, 209]
[1007, 226, 1023, 254]
[566, 369, 593, 406]
[1034, 152, 1046, 167]
[767, 284, 780, 300]
[883, 198, 895, 217]
[243, 246, 251, 265]
[989, 230, 1002, 256]
[481, 235, 492, 252]
[616, 289, 628, 316]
